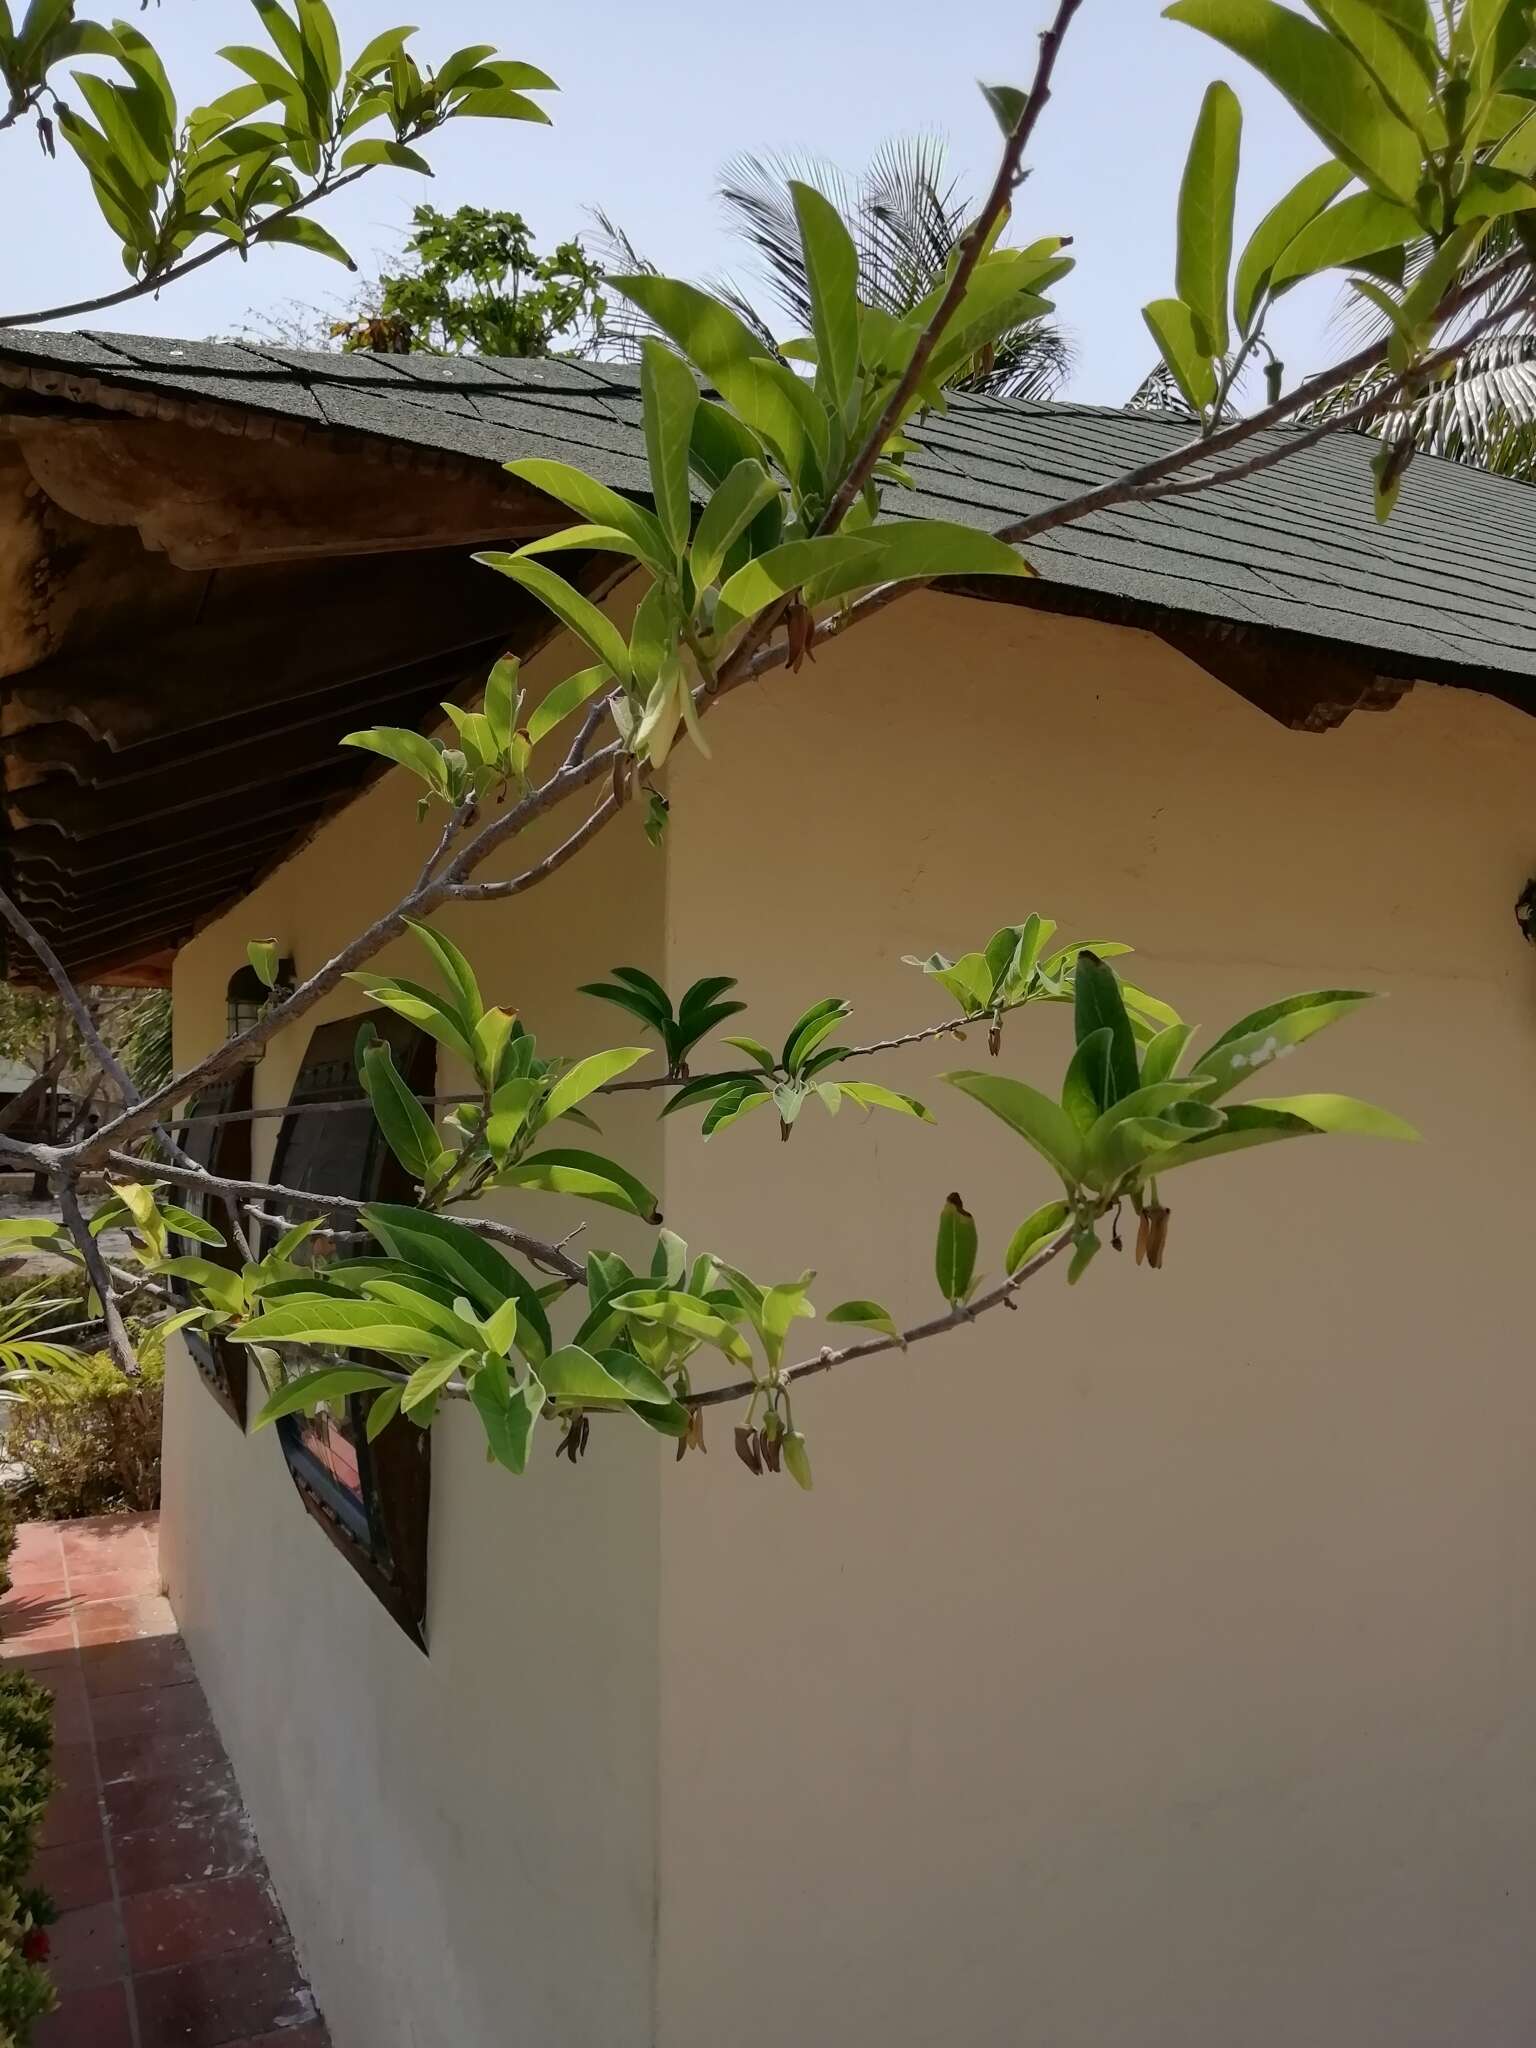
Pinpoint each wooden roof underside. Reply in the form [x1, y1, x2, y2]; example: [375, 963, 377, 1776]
[0, 367, 592, 985]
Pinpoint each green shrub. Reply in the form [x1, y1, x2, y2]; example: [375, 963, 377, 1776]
[6, 1329, 163, 1521]
[0, 1671, 57, 2045]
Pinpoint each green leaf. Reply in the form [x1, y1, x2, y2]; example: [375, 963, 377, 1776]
[1061, 1026, 1115, 1134]
[482, 656, 519, 751]
[250, 1366, 401, 1429]
[690, 459, 779, 591]
[359, 1037, 446, 1186]
[524, 664, 607, 747]
[1141, 297, 1216, 413]
[935, 1193, 978, 1306]
[1154, 1094, 1415, 1170]
[1236, 1091, 1417, 1139]
[1177, 80, 1242, 356]
[1138, 1020, 1197, 1088]
[980, 80, 1028, 134]
[640, 339, 699, 559]
[835, 1081, 933, 1121]
[450, 87, 551, 123]
[365, 1384, 402, 1442]
[340, 725, 448, 794]
[539, 1342, 635, 1406]
[1073, 952, 1139, 1106]
[790, 178, 860, 414]
[808, 519, 1032, 603]
[1234, 159, 1353, 330]
[339, 136, 431, 173]
[233, 1294, 465, 1359]
[474, 554, 631, 683]
[1192, 989, 1376, 1098]
[471, 1365, 543, 1474]
[254, 214, 356, 268]
[348, 972, 476, 1069]
[1305, 0, 1446, 145]
[502, 457, 671, 575]
[781, 996, 849, 1073]
[1004, 1200, 1071, 1274]
[499, 1147, 661, 1222]
[401, 1353, 466, 1414]
[1268, 190, 1420, 290]
[246, 939, 279, 990]
[402, 917, 481, 1029]
[154, 1257, 246, 1317]
[1164, 0, 1423, 203]
[544, 1047, 648, 1123]
[943, 1070, 1088, 1187]
[715, 537, 877, 625]
[361, 1206, 551, 1362]
[826, 1299, 902, 1341]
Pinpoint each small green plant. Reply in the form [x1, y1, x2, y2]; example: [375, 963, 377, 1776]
[6, 1329, 165, 1520]
[665, 996, 932, 1139]
[0, 1507, 58, 2046]
[579, 968, 746, 1081]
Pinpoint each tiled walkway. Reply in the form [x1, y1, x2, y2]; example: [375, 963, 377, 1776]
[0, 1514, 328, 2048]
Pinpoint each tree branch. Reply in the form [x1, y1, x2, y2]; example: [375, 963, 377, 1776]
[58, 1179, 139, 1379]
[102, 1150, 587, 1285]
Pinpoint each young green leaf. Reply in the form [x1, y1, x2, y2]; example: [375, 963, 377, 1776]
[1073, 952, 1139, 1106]
[526, 665, 608, 747]
[474, 553, 631, 682]
[359, 1037, 447, 1187]
[499, 1147, 661, 1221]
[543, 1047, 648, 1123]
[1141, 297, 1217, 413]
[340, 725, 449, 795]
[246, 939, 280, 990]
[826, 1299, 903, 1342]
[1233, 159, 1352, 331]
[1177, 80, 1242, 356]
[690, 459, 779, 591]
[935, 1192, 979, 1306]
[501, 457, 670, 572]
[361, 1206, 552, 1361]
[641, 339, 701, 558]
[790, 178, 860, 414]
[1004, 1200, 1071, 1274]
[403, 918, 482, 1031]
[1191, 989, 1376, 1099]
[1267, 190, 1419, 291]
[250, 1366, 402, 1430]
[944, 1070, 1088, 1187]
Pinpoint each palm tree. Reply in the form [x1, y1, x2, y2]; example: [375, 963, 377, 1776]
[592, 135, 1073, 399]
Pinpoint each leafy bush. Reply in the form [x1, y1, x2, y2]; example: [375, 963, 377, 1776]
[0, 1516, 57, 2045]
[6, 1330, 164, 1521]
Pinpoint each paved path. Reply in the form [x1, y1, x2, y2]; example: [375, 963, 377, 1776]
[0, 1514, 329, 2048]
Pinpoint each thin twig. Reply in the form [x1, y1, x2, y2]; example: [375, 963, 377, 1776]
[448, 794, 623, 901]
[103, 1151, 586, 1285]
[688, 1223, 1076, 1410]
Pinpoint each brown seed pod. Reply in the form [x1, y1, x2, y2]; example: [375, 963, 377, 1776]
[734, 1425, 763, 1476]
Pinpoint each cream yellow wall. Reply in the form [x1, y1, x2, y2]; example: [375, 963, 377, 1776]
[164, 588, 1536, 2048]
[161, 603, 669, 2048]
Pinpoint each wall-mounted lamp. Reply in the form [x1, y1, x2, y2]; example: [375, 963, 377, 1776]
[226, 957, 295, 1041]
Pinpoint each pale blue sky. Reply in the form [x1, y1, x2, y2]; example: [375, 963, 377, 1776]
[9, 0, 1349, 403]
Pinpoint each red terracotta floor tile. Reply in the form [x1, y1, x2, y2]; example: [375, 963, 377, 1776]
[12, 1526, 65, 1572]
[74, 1594, 176, 1645]
[46, 1901, 127, 1990]
[19, 1517, 325, 2045]
[81, 1636, 193, 1697]
[96, 1722, 228, 1790]
[112, 1813, 259, 1897]
[68, 1566, 161, 1601]
[135, 1944, 315, 2048]
[30, 1835, 114, 1913]
[37, 1785, 101, 1852]
[33, 1978, 134, 2048]
[104, 1756, 243, 1836]
[123, 1874, 283, 1975]
[90, 1679, 212, 1741]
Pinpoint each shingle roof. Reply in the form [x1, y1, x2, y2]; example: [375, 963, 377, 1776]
[5, 325, 1536, 698]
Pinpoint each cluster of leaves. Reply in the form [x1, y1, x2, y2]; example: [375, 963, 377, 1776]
[25, 0, 553, 285]
[332, 203, 606, 357]
[347, 919, 660, 1220]
[661, 996, 931, 1139]
[577, 968, 745, 1081]
[947, 954, 1414, 1285]
[905, 917, 1176, 1053]
[344, 653, 606, 815]
[1148, 0, 1536, 507]
[5, 1326, 165, 1518]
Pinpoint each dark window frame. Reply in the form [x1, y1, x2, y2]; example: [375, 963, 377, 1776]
[266, 1012, 434, 1650]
